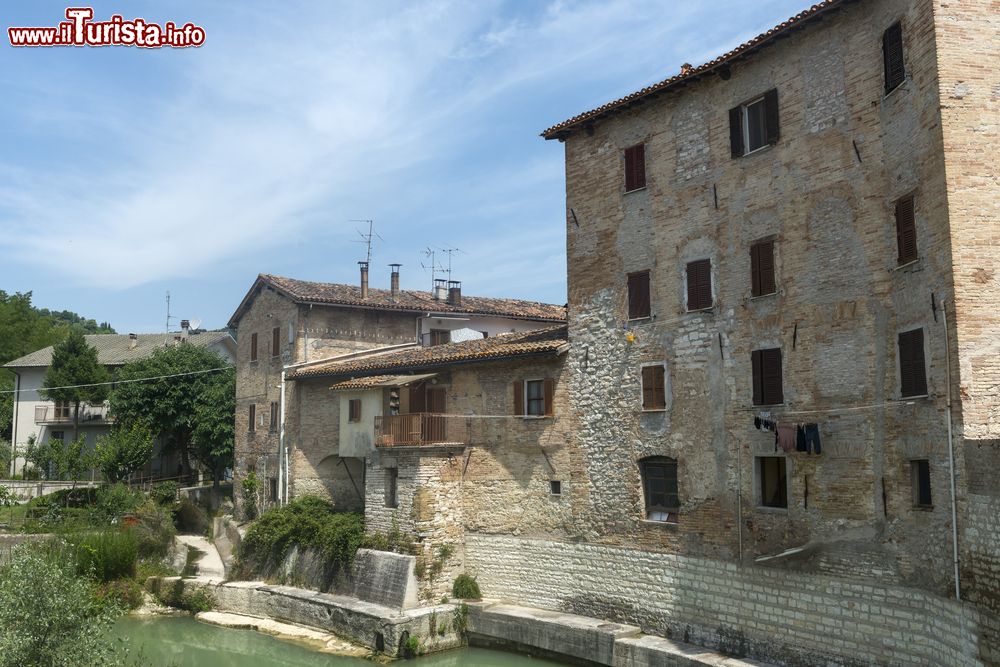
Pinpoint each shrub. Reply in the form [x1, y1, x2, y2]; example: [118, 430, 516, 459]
[452, 574, 481, 600]
[94, 578, 144, 610]
[362, 520, 416, 555]
[71, 530, 138, 582]
[150, 481, 179, 506]
[236, 496, 365, 582]
[174, 497, 209, 535]
[241, 471, 260, 520]
[155, 579, 214, 614]
[130, 500, 176, 559]
[94, 483, 142, 523]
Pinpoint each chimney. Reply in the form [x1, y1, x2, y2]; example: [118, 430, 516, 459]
[447, 280, 462, 307]
[680, 62, 693, 76]
[180, 319, 190, 339]
[359, 261, 369, 300]
[128, 333, 138, 350]
[433, 279, 447, 301]
[389, 264, 401, 302]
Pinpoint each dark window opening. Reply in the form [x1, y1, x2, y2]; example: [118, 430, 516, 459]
[250, 333, 258, 362]
[898, 328, 927, 397]
[526, 380, 545, 417]
[268, 477, 278, 501]
[269, 401, 279, 432]
[730, 89, 779, 157]
[750, 240, 777, 297]
[895, 195, 917, 265]
[640, 456, 679, 522]
[624, 143, 646, 192]
[883, 21, 905, 93]
[248, 404, 256, 432]
[348, 399, 362, 423]
[759, 457, 787, 508]
[911, 459, 932, 508]
[641, 365, 666, 410]
[50, 430, 64, 443]
[686, 259, 713, 311]
[272, 327, 280, 357]
[515, 378, 554, 417]
[752, 348, 784, 406]
[385, 467, 398, 508]
[627, 271, 651, 319]
[550, 480, 562, 496]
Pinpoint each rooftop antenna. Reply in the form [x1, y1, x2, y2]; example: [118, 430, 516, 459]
[165, 291, 174, 333]
[438, 246, 465, 282]
[349, 219, 383, 266]
[421, 247, 446, 292]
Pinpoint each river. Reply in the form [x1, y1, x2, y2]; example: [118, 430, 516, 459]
[116, 616, 566, 666]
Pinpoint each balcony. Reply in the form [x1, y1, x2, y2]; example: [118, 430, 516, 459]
[374, 414, 470, 448]
[34, 404, 113, 425]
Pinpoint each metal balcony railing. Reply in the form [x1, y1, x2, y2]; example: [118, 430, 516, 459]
[374, 414, 470, 448]
[34, 404, 113, 425]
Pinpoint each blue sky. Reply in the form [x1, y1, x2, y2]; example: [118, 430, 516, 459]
[1, 0, 809, 333]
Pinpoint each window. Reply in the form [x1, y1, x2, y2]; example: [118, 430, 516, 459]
[429, 329, 450, 346]
[248, 404, 256, 432]
[898, 328, 927, 397]
[759, 457, 788, 508]
[627, 271, 651, 320]
[624, 143, 646, 192]
[272, 327, 280, 357]
[514, 378, 554, 417]
[50, 430, 65, 443]
[348, 399, 362, 423]
[268, 477, 278, 501]
[751, 348, 784, 405]
[686, 259, 712, 311]
[385, 467, 398, 508]
[910, 459, 932, 508]
[250, 333, 258, 362]
[895, 195, 917, 265]
[550, 480, 562, 496]
[641, 365, 666, 411]
[883, 21, 905, 93]
[640, 457, 678, 521]
[750, 240, 777, 297]
[269, 402, 279, 432]
[53, 401, 72, 421]
[729, 89, 779, 157]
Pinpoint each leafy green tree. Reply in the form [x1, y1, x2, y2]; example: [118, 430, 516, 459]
[23, 435, 92, 483]
[40, 330, 110, 442]
[94, 425, 154, 483]
[0, 440, 10, 477]
[110, 345, 232, 482]
[191, 369, 235, 488]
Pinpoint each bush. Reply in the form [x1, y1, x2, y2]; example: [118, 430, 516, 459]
[94, 483, 142, 522]
[130, 500, 176, 559]
[174, 497, 209, 535]
[452, 574, 481, 600]
[362, 520, 416, 555]
[236, 496, 365, 581]
[94, 578, 144, 610]
[149, 481, 179, 506]
[71, 530, 138, 582]
[155, 579, 214, 614]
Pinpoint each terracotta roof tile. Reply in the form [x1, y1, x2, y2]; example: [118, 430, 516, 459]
[288, 325, 568, 380]
[3, 331, 235, 369]
[541, 0, 851, 139]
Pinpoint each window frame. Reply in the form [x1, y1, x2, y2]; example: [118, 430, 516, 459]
[743, 96, 768, 154]
[730, 89, 779, 158]
[269, 401, 279, 433]
[750, 239, 777, 297]
[910, 459, 932, 509]
[248, 404, 256, 432]
[549, 480, 562, 496]
[428, 329, 451, 346]
[623, 143, 647, 193]
[640, 363, 667, 412]
[525, 379, 546, 417]
[686, 259, 713, 312]
[751, 348, 784, 406]
[348, 398, 362, 423]
[883, 21, 906, 95]
[757, 456, 788, 509]
[627, 270, 651, 320]
[898, 328, 928, 398]
[271, 326, 281, 357]
[639, 456, 679, 522]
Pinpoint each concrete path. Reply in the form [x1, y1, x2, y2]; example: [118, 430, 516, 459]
[175, 534, 226, 581]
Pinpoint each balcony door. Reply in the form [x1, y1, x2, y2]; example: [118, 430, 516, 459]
[407, 383, 446, 442]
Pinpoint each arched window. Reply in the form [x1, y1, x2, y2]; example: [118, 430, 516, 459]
[639, 456, 679, 522]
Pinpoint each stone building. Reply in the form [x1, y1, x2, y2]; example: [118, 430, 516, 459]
[453, 0, 998, 664]
[227, 269, 565, 514]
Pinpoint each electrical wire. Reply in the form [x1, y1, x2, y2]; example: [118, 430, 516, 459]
[0, 366, 233, 395]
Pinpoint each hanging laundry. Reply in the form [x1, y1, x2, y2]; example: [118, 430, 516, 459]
[754, 417, 762, 430]
[796, 425, 807, 453]
[776, 423, 797, 453]
[804, 423, 822, 454]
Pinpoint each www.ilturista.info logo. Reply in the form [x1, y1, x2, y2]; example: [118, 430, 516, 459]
[8, 8, 205, 48]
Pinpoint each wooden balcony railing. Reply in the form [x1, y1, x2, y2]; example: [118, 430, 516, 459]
[374, 414, 470, 448]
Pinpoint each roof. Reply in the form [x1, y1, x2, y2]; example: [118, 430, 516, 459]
[228, 274, 567, 328]
[328, 373, 439, 391]
[3, 331, 235, 369]
[541, 0, 852, 140]
[287, 325, 568, 381]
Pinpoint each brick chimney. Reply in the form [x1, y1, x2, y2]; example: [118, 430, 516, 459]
[447, 280, 462, 307]
[389, 264, 401, 302]
[359, 261, 369, 300]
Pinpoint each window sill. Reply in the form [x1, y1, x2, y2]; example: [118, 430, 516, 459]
[737, 143, 775, 160]
[899, 394, 929, 401]
[752, 402, 785, 408]
[756, 505, 789, 514]
[749, 291, 778, 301]
[641, 408, 667, 413]
[892, 258, 920, 271]
[623, 186, 647, 195]
[627, 316, 653, 325]
[641, 519, 679, 528]
[912, 505, 934, 512]
[521, 416, 552, 420]
[685, 306, 714, 314]
[883, 78, 909, 101]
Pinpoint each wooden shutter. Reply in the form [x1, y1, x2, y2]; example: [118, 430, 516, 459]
[686, 259, 712, 310]
[427, 387, 446, 414]
[409, 384, 426, 413]
[642, 366, 665, 410]
[628, 271, 651, 319]
[753, 349, 783, 405]
[883, 22, 905, 93]
[751, 241, 776, 296]
[272, 327, 280, 356]
[899, 329, 927, 397]
[729, 106, 744, 158]
[543, 378, 555, 417]
[751, 351, 763, 405]
[764, 89, 780, 145]
[895, 196, 917, 264]
[750, 244, 761, 297]
[248, 404, 256, 431]
[250, 333, 258, 362]
[624, 144, 646, 192]
[513, 381, 524, 416]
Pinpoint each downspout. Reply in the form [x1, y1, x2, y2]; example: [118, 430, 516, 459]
[737, 439, 743, 564]
[278, 369, 287, 506]
[941, 298, 961, 600]
[9, 370, 20, 477]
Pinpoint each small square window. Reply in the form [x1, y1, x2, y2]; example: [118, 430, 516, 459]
[759, 456, 787, 508]
[640, 457, 679, 521]
[729, 89, 779, 158]
[348, 399, 362, 423]
[911, 460, 932, 508]
[550, 480, 562, 496]
[429, 329, 450, 346]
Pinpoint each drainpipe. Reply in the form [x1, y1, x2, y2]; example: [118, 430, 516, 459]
[9, 370, 20, 477]
[278, 369, 286, 506]
[941, 298, 961, 600]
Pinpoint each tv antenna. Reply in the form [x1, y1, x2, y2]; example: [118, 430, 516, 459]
[165, 291, 174, 333]
[420, 248, 444, 291]
[438, 246, 464, 282]
[349, 219, 383, 266]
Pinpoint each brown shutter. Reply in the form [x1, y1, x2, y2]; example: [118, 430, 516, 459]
[628, 271, 651, 319]
[751, 350, 763, 405]
[409, 384, 426, 413]
[250, 333, 258, 362]
[543, 378, 555, 417]
[687, 259, 712, 310]
[750, 244, 761, 297]
[764, 88, 780, 145]
[729, 106, 744, 158]
[427, 387, 446, 414]
[642, 366, 665, 410]
[895, 196, 917, 264]
[248, 404, 256, 431]
[899, 329, 927, 397]
[624, 144, 646, 192]
[641, 366, 654, 408]
[883, 22, 905, 93]
[513, 381, 524, 416]
[762, 348, 784, 405]
[272, 327, 280, 356]
[752, 241, 776, 296]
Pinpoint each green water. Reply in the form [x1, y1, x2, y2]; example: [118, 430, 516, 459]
[115, 616, 565, 666]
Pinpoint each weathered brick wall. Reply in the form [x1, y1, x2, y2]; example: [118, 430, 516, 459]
[561, 0, 960, 594]
[297, 305, 418, 362]
[466, 533, 987, 666]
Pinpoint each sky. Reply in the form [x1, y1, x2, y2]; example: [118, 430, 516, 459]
[1, 0, 810, 334]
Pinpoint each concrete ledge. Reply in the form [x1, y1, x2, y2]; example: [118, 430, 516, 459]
[615, 635, 773, 667]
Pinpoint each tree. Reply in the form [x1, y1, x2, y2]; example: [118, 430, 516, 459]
[191, 369, 235, 488]
[23, 435, 91, 484]
[110, 345, 233, 482]
[40, 330, 110, 442]
[94, 425, 154, 483]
